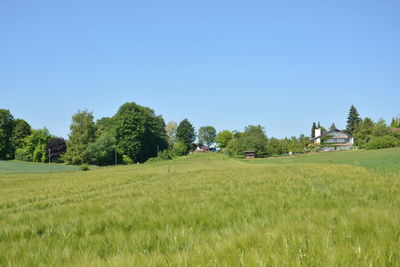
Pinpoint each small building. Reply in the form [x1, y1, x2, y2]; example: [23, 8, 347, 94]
[244, 151, 256, 159]
[310, 128, 354, 152]
[194, 143, 210, 152]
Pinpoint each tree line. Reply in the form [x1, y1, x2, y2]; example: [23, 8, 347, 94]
[1, 104, 399, 164]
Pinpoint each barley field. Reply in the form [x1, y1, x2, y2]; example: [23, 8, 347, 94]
[1, 149, 400, 266]
[0, 161, 79, 175]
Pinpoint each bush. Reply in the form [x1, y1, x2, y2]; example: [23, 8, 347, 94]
[172, 141, 188, 156]
[122, 155, 134, 165]
[366, 135, 400, 150]
[80, 164, 90, 171]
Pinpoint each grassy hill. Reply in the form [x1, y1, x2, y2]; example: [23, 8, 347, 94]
[1, 149, 400, 266]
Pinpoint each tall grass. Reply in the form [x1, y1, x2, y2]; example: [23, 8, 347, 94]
[0, 151, 399, 266]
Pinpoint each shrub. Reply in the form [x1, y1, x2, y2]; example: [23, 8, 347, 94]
[122, 155, 134, 165]
[366, 135, 400, 150]
[79, 164, 90, 171]
[172, 141, 188, 156]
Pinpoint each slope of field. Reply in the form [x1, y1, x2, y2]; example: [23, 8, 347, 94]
[0, 160, 79, 175]
[246, 147, 400, 174]
[1, 151, 400, 266]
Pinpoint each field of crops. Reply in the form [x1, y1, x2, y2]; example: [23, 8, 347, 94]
[0, 160, 79, 175]
[1, 149, 400, 266]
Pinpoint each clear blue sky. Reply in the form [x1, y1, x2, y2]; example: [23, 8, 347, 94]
[1, 0, 399, 138]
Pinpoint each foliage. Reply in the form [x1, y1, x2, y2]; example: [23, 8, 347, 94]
[176, 119, 196, 153]
[64, 110, 96, 164]
[390, 117, 400, 128]
[346, 105, 361, 134]
[226, 125, 268, 156]
[15, 128, 51, 162]
[122, 155, 134, 165]
[215, 130, 233, 149]
[46, 137, 67, 163]
[171, 141, 188, 156]
[198, 126, 217, 146]
[84, 133, 116, 166]
[329, 123, 337, 130]
[165, 121, 178, 147]
[0, 109, 15, 159]
[11, 119, 32, 151]
[95, 117, 115, 138]
[79, 164, 90, 171]
[365, 135, 400, 150]
[114, 102, 168, 163]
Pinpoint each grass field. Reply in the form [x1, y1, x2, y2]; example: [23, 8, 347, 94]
[0, 160, 79, 175]
[1, 149, 400, 266]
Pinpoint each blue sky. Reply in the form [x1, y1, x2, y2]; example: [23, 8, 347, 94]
[1, 0, 399, 138]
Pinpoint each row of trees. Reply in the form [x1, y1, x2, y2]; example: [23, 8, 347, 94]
[0, 109, 67, 162]
[2, 104, 399, 164]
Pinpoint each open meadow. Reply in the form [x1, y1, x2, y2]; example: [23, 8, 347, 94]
[1, 149, 400, 266]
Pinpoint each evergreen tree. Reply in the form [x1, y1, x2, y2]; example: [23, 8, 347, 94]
[176, 119, 196, 152]
[330, 123, 337, 130]
[346, 105, 362, 134]
[311, 122, 317, 138]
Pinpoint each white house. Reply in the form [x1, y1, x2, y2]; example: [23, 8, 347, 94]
[311, 128, 354, 152]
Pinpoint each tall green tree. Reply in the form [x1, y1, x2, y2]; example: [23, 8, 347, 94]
[346, 105, 362, 134]
[15, 128, 51, 162]
[12, 119, 32, 150]
[114, 102, 168, 163]
[329, 123, 337, 130]
[95, 117, 115, 137]
[64, 110, 96, 164]
[176, 119, 196, 152]
[198, 126, 217, 146]
[216, 130, 233, 149]
[0, 109, 15, 159]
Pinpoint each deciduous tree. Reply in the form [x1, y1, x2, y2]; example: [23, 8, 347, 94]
[198, 126, 216, 146]
[0, 109, 15, 159]
[64, 110, 96, 164]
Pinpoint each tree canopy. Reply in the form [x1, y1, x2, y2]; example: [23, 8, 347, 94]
[0, 109, 15, 159]
[198, 126, 217, 146]
[114, 102, 168, 163]
[64, 110, 96, 164]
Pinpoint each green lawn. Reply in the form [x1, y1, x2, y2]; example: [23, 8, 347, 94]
[0, 150, 399, 266]
[0, 160, 79, 175]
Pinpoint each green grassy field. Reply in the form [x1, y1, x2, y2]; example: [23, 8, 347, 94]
[0, 160, 79, 175]
[1, 149, 400, 266]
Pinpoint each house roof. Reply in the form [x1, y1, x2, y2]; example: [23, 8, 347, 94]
[310, 129, 353, 141]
